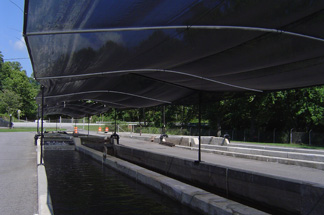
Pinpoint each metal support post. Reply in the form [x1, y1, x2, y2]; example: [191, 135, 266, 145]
[37, 104, 40, 133]
[160, 105, 168, 143]
[114, 109, 117, 133]
[88, 115, 90, 136]
[40, 85, 45, 165]
[195, 92, 202, 164]
[309, 130, 312, 145]
[163, 105, 166, 134]
[111, 109, 120, 144]
[290, 128, 294, 144]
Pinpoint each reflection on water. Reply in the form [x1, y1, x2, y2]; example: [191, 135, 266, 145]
[45, 150, 202, 215]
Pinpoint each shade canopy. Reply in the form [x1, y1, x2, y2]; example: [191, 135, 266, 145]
[42, 101, 110, 118]
[24, 0, 324, 114]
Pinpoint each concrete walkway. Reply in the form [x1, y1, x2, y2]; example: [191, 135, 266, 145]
[183, 143, 324, 170]
[0, 132, 37, 215]
[118, 134, 324, 186]
[81, 131, 324, 186]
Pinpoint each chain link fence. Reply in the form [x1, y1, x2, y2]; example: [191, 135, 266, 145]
[0, 118, 11, 127]
[130, 125, 324, 146]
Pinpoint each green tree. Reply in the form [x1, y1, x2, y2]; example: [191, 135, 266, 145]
[0, 89, 22, 115]
[293, 87, 324, 131]
[0, 53, 39, 119]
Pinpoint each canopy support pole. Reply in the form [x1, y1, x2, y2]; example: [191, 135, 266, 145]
[139, 109, 142, 136]
[111, 109, 119, 144]
[160, 105, 168, 144]
[37, 104, 40, 134]
[115, 109, 117, 133]
[195, 92, 202, 164]
[87, 115, 90, 136]
[40, 85, 45, 165]
[163, 105, 166, 134]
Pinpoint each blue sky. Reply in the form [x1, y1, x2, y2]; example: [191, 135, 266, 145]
[0, 0, 33, 77]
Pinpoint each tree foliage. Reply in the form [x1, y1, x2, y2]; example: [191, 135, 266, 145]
[0, 89, 22, 114]
[0, 51, 39, 119]
[94, 85, 324, 134]
[204, 87, 324, 132]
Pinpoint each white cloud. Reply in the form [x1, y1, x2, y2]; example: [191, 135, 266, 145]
[14, 37, 26, 50]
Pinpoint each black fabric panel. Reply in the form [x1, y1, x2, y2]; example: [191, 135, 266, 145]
[25, 0, 324, 33]
[25, 0, 324, 112]
[43, 101, 110, 118]
[37, 75, 193, 107]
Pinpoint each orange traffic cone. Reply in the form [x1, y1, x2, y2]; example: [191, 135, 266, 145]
[74, 126, 78, 133]
[105, 127, 109, 133]
[98, 127, 102, 132]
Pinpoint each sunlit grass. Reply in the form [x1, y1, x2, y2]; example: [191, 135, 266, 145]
[232, 141, 324, 150]
[0, 127, 66, 132]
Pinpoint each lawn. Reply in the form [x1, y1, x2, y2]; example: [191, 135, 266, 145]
[232, 140, 324, 150]
[0, 127, 66, 132]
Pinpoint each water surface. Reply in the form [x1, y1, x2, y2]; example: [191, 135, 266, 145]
[45, 150, 202, 215]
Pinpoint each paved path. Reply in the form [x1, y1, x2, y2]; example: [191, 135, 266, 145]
[83, 131, 324, 186]
[116, 134, 324, 186]
[0, 132, 37, 215]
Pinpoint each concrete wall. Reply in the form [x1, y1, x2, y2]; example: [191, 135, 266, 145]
[146, 135, 226, 146]
[114, 144, 324, 215]
[44, 145, 75, 150]
[74, 138, 267, 215]
[36, 140, 54, 215]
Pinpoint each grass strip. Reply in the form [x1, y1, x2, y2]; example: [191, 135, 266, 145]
[0, 127, 66, 132]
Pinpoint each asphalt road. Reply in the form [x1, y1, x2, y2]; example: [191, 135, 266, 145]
[0, 132, 37, 215]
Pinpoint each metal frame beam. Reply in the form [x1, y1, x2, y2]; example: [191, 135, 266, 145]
[48, 103, 107, 112]
[36, 69, 262, 92]
[37, 90, 172, 104]
[25, 25, 324, 43]
[85, 99, 129, 108]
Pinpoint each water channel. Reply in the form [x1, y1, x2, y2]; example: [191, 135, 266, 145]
[44, 150, 202, 215]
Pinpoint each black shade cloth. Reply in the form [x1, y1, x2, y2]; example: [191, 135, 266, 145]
[43, 101, 110, 118]
[24, 0, 324, 112]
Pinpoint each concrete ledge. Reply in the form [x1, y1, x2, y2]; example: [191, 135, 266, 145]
[74, 138, 267, 215]
[119, 133, 227, 147]
[36, 140, 53, 215]
[202, 144, 324, 163]
[37, 165, 53, 215]
[114, 144, 324, 215]
[157, 136, 226, 146]
[229, 143, 324, 155]
[177, 145, 324, 171]
[44, 145, 75, 150]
